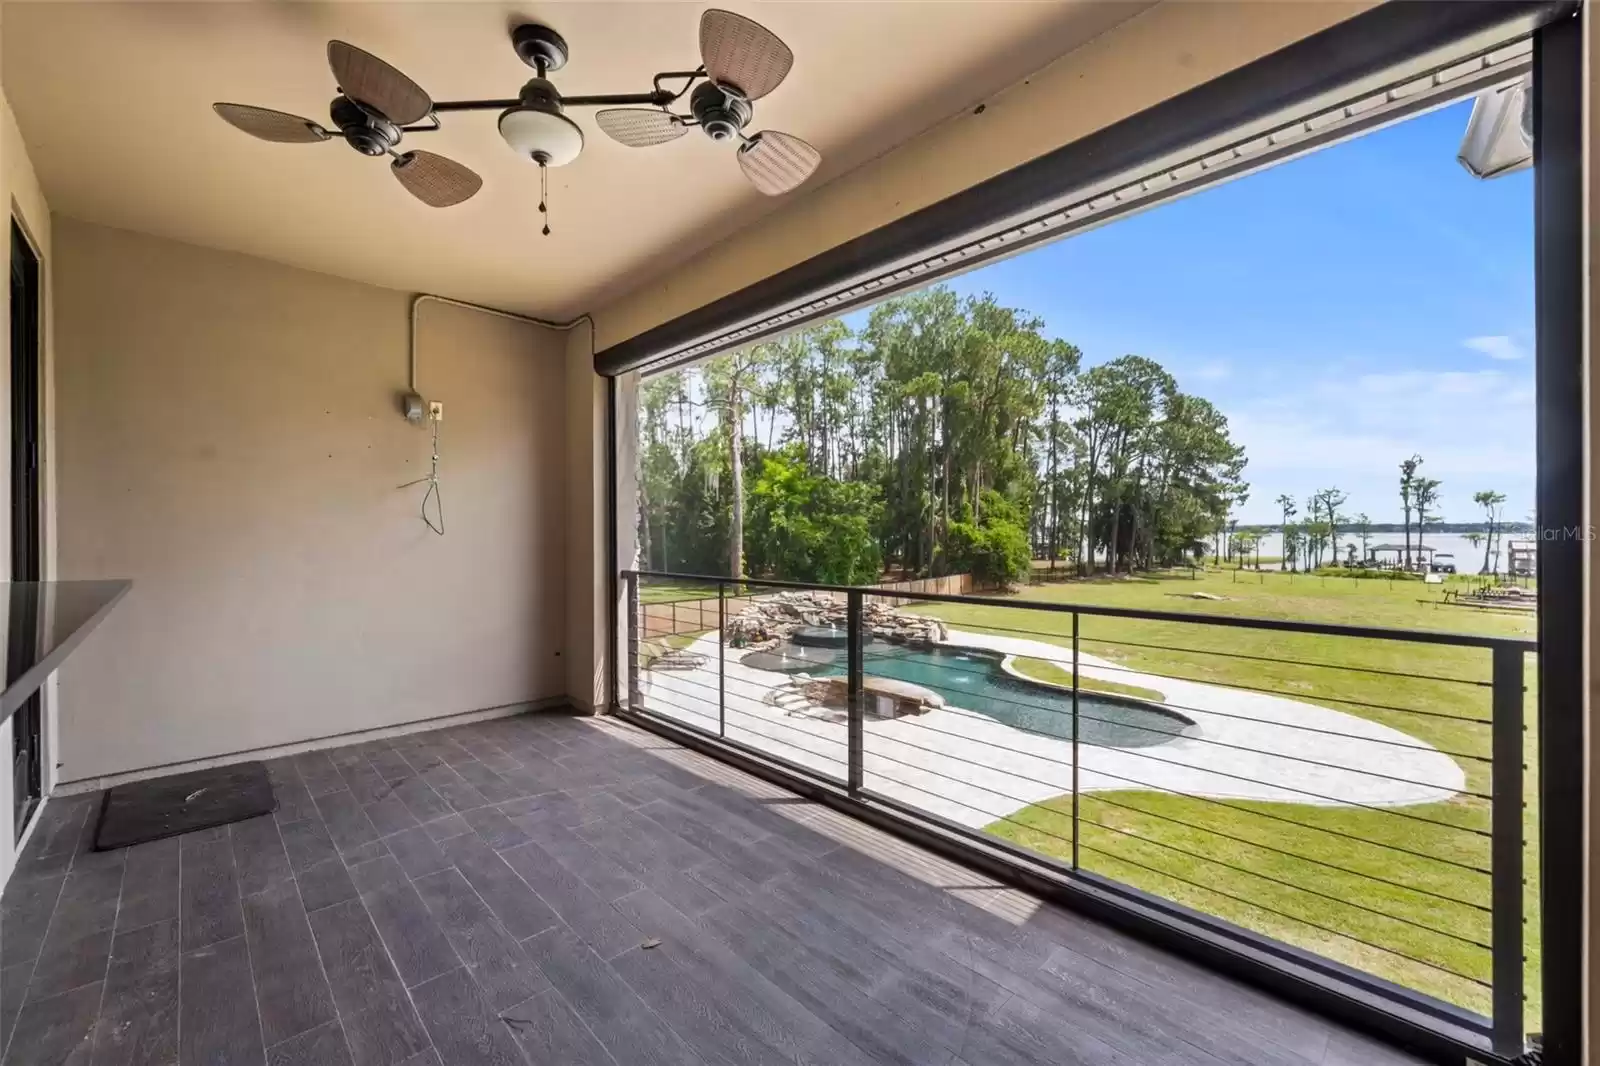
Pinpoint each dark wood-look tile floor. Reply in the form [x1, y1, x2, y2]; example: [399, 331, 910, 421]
[0, 712, 1430, 1066]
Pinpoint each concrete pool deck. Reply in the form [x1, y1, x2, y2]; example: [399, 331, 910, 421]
[638, 628, 1466, 831]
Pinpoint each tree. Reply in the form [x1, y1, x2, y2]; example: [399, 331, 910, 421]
[1413, 476, 1442, 561]
[1313, 487, 1349, 566]
[1274, 495, 1297, 571]
[701, 346, 770, 577]
[1037, 339, 1082, 569]
[1398, 454, 1422, 569]
[1231, 530, 1260, 569]
[1354, 512, 1372, 563]
[947, 491, 1032, 588]
[1473, 489, 1507, 573]
[745, 448, 884, 584]
[635, 284, 1244, 586]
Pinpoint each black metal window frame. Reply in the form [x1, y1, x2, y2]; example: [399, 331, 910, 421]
[599, 3, 1586, 1062]
[9, 216, 44, 843]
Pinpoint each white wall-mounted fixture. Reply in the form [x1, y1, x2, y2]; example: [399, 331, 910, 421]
[1457, 75, 1531, 179]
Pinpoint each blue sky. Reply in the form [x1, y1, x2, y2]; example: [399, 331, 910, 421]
[938, 99, 1535, 526]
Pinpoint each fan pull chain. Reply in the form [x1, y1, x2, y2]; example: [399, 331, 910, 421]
[537, 162, 551, 237]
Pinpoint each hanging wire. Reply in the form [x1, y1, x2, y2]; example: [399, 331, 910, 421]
[537, 161, 551, 236]
[398, 413, 444, 536]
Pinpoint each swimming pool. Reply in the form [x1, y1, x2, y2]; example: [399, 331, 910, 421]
[746, 640, 1194, 748]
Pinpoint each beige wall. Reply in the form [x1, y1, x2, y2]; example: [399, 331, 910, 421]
[52, 218, 568, 784]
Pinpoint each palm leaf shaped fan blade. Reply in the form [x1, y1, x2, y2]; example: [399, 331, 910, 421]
[391, 151, 482, 208]
[737, 130, 820, 195]
[213, 103, 330, 143]
[328, 40, 433, 124]
[596, 108, 690, 148]
[699, 9, 793, 100]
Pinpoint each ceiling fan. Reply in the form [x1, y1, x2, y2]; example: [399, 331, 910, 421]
[213, 9, 821, 231]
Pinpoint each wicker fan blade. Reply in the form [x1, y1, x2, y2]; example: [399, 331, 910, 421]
[737, 130, 820, 195]
[699, 9, 793, 100]
[328, 40, 432, 125]
[391, 151, 482, 208]
[213, 103, 330, 143]
[595, 109, 689, 148]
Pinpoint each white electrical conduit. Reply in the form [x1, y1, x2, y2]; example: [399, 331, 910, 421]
[403, 294, 595, 535]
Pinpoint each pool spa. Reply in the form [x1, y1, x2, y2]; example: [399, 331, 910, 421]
[743, 638, 1195, 748]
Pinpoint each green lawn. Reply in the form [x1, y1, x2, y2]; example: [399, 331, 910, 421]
[908, 568, 1538, 1024]
[637, 630, 703, 670]
[1011, 656, 1167, 703]
[638, 582, 722, 605]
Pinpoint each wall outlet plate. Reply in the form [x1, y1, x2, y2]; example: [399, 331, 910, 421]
[428, 401, 444, 421]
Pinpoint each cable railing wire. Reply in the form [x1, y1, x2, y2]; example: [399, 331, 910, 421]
[647, 586, 1517, 707]
[865, 586, 1530, 657]
[653, 641, 1491, 784]
[874, 610, 1505, 688]
[647, 650, 1494, 876]
[643, 669, 847, 727]
[639, 689, 851, 758]
[880, 709, 1490, 876]
[641, 685, 851, 752]
[861, 650, 1495, 794]
[867, 614, 1499, 723]
[641, 680, 857, 755]
[861, 763, 1490, 987]
[646, 650, 1493, 839]
[857, 725, 1492, 935]
[642, 701, 848, 772]
[629, 570, 1529, 648]
[859, 647, 1494, 763]
[905, 699, 1490, 838]
[857, 737, 1489, 951]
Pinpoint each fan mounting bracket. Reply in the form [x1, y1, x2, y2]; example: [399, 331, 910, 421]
[689, 81, 752, 142]
[512, 24, 569, 73]
[330, 96, 402, 156]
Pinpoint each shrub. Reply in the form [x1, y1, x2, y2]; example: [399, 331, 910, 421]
[1310, 566, 1423, 581]
[947, 491, 1031, 587]
[745, 448, 883, 585]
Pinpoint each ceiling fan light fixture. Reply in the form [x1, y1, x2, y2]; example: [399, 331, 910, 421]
[499, 106, 584, 167]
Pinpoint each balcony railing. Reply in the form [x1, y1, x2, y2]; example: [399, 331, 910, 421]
[619, 569, 1538, 1061]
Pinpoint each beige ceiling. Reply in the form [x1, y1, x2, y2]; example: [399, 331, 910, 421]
[2, 1, 1145, 320]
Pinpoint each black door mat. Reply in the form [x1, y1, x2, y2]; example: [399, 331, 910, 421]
[94, 761, 277, 850]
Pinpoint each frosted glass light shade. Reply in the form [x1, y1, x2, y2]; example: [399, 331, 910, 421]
[499, 107, 584, 166]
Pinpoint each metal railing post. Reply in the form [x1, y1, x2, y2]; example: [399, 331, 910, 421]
[1071, 611, 1080, 871]
[847, 589, 864, 794]
[1490, 644, 1525, 1058]
[626, 573, 641, 711]
[718, 582, 727, 738]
